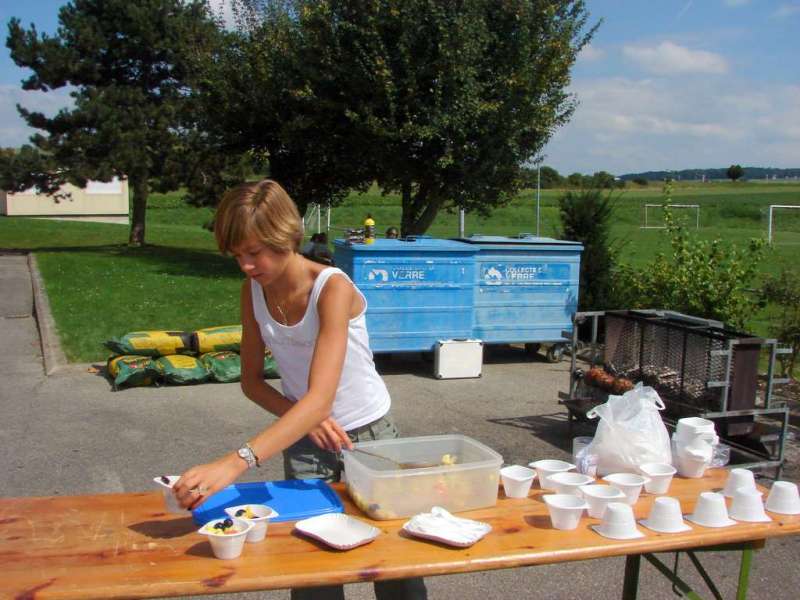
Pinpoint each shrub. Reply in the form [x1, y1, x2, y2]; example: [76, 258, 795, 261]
[558, 188, 620, 312]
[761, 270, 800, 378]
[616, 210, 765, 329]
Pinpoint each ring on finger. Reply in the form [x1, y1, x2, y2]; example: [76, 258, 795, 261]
[190, 486, 209, 494]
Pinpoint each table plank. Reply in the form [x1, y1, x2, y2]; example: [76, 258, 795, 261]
[1, 469, 798, 599]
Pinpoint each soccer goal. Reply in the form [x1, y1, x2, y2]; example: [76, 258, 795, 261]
[767, 204, 800, 245]
[641, 204, 700, 229]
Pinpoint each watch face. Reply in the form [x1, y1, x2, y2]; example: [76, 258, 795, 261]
[238, 447, 249, 459]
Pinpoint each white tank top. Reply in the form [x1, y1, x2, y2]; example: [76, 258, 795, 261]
[250, 267, 390, 431]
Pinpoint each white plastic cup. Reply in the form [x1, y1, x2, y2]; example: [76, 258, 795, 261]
[198, 517, 253, 559]
[224, 504, 280, 543]
[543, 494, 588, 530]
[640, 497, 692, 533]
[676, 417, 716, 441]
[686, 492, 736, 528]
[153, 475, 184, 514]
[765, 481, 800, 515]
[603, 473, 650, 505]
[579, 484, 627, 519]
[722, 468, 757, 498]
[529, 459, 576, 490]
[592, 502, 644, 540]
[729, 488, 771, 523]
[548, 472, 595, 496]
[676, 451, 710, 479]
[500, 465, 537, 498]
[639, 463, 677, 495]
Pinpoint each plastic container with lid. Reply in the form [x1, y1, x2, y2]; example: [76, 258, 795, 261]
[343, 434, 502, 520]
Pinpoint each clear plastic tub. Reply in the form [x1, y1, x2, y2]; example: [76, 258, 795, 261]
[343, 434, 503, 520]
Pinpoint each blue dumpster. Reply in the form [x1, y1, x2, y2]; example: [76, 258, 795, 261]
[334, 237, 476, 352]
[454, 235, 583, 346]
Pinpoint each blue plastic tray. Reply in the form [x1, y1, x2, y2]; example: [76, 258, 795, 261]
[191, 479, 344, 525]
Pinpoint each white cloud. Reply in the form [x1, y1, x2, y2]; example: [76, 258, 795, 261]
[578, 44, 605, 62]
[544, 77, 800, 174]
[623, 41, 729, 75]
[771, 3, 800, 18]
[0, 85, 74, 147]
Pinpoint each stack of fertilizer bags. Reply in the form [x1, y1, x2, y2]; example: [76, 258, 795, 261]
[104, 326, 279, 390]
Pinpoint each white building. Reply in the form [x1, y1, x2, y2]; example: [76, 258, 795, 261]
[1, 177, 129, 224]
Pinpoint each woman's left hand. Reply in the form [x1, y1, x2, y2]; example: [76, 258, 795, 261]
[173, 455, 246, 510]
[309, 416, 353, 453]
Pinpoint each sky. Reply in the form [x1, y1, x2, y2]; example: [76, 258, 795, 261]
[1, 0, 798, 176]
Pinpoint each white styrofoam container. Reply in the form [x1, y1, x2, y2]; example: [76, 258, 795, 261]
[434, 339, 483, 379]
[344, 434, 502, 520]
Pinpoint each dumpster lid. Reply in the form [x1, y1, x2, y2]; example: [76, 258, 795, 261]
[334, 237, 475, 252]
[453, 234, 583, 248]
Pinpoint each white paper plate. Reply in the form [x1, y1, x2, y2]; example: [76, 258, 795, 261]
[295, 513, 380, 550]
[402, 507, 492, 548]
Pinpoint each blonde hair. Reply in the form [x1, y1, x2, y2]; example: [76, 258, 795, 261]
[214, 179, 303, 255]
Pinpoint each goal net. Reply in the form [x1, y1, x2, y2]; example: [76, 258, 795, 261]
[641, 204, 700, 229]
[767, 205, 800, 245]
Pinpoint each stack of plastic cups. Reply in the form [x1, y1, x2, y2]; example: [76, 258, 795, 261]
[672, 418, 717, 478]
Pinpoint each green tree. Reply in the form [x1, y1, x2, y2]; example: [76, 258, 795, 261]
[590, 170, 616, 189]
[558, 189, 618, 311]
[726, 164, 744, 182]
[566, 172, 586, 188]
[231, 0, 596, 235]
[4, 0, 224, 245]
[538, 166, 564, 189]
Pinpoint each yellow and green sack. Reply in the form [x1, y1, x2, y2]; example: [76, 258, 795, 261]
[107, 355, 159, 389]
[105, 330, 194, 357]
[155, 355, 210, 385]
[201, 351, 241, 383]
[194, 325, 242, 354]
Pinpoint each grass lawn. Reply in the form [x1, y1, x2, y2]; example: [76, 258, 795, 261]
[1, 180, 798, 363]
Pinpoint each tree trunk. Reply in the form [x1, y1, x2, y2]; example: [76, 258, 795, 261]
[128, 174, 149, 247]
[399, 179, 440, 236]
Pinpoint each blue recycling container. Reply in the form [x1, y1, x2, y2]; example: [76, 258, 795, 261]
[454, 235, 583, 345]
[334, 237, 476, 352]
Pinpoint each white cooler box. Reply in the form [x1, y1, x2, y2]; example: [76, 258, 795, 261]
[434, 339, 483, 379]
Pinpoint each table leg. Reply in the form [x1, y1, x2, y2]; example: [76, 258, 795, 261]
[622, 554, 641, 600]
[736, 548, 754, 600]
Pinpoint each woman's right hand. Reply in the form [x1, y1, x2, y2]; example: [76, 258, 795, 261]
[309, 416, 353, 453]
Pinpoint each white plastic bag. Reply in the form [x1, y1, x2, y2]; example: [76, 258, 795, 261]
[585, 384, 672, 476]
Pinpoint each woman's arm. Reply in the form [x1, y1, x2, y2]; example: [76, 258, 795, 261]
[174, 275, 355, 509]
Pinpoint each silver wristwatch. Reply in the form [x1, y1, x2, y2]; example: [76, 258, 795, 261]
[237, 443, 260, 469]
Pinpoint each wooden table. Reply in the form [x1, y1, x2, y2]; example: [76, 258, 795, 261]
[2, 469, 799, 599]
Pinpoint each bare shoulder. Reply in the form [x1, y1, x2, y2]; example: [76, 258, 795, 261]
[318, 269, 354, 302]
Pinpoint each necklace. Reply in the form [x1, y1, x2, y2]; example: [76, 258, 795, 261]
[275, 301, 290, 326]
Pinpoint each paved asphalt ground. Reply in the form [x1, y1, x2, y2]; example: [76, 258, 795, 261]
[2, 253, 799, 600]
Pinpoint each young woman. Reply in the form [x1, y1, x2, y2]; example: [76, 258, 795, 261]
[173, 179, 426, 600]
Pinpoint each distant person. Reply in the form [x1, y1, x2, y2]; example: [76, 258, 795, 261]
[302, 232, 334, 266]
[385, 226, 399, 239]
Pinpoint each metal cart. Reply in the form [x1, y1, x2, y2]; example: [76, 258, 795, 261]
[559, 310, 792, 478]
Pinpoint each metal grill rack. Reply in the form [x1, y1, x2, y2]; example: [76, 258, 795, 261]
[559, 310, 791, 477]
